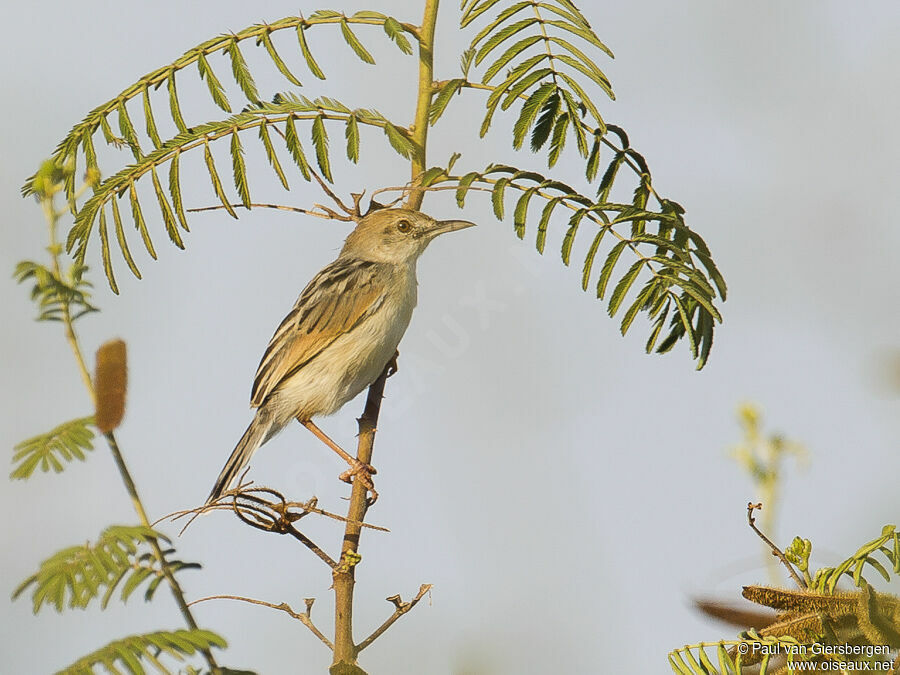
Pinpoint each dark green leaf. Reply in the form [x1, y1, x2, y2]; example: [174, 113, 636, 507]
[456, 171, 480, 207]
[608, 259, 646, 316]
[475, 18, 539, 66]
[513, 82, 556, 149]
[430, 79, 466, 125]
[596, 239, 627, 299]
[536, 197, 562, 253]
[513, 187, 538, 239]
[581, 228, 606, 290]
[491, 177, 509, 219]
[531, 91, 560, 151]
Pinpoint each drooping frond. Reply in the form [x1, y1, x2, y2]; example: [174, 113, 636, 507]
[434, 162, 725, 368]
[21, 13, 418, 200]
[447, 0, 613, 170]
[10, 417, 96, 480]
[66, 95, 415, 290]
[13, 525, 200, 613]
[57, 629, 226, 675]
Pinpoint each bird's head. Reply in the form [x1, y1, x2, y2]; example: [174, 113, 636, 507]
[340, 208, 475, 263]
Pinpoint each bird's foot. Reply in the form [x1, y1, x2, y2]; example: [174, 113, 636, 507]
[386, 350, 399, 378]
[339, 460, 379, 505]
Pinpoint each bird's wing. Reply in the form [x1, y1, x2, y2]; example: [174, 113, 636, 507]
[250, 258, 389, 407]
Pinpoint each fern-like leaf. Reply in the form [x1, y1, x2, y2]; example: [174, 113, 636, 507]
[11, 417, 95, 480]
[13, 525, 200, 613]
[66, 97, 412, 287]
[14, 261, 99, 322]
[463, 0, 614, 166]
[812, 525, 899, 593]
[59, 629, 226, 675]
[22, 14, 417, 198]
[434, 162, 725, 368]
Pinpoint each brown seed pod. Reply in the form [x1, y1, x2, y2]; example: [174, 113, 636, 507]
[95, 339, 127, 433]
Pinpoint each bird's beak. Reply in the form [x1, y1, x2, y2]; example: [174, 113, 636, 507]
[426, 219, 477, 237]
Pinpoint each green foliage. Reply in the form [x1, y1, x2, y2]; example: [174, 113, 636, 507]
[809, 525, 900, 593]
[444, 163, 725, 368]
[57, 629, 226, 675]
[66, 95, 415, 289]
[669, 635, 810, 675]
[11, 417, 96, 480]
[19, 13, 415, 203]
[671, 526, 900, 674]
[14, 261, 98, 322]
[454, 0, 613, 169]
[26, 1, 725, 366]
[13, 525, 200, 613]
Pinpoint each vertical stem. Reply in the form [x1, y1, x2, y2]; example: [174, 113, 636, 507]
[407, 0, 440, 210]
[42, 192, 219, 672]
[331, 3, 440, 671]
[331, 367, 391, 672]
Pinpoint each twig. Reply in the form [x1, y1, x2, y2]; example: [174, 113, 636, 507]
[308, 167, 355, 219]
[188, 595, 333, 651]
[357, 584, 433, 652]
[187, 202, 350, 221]
[164, 485, 390, 534]
[332, 361, 393, 666]
[746, 502, 807, 589]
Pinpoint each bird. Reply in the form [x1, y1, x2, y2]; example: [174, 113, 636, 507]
[206, 207, 475, 504]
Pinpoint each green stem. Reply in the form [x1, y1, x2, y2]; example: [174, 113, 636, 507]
[42, 190, 219, 672]
[406, 0, 440, 210]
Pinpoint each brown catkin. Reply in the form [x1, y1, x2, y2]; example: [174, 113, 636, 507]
[95, 339, 127, 433]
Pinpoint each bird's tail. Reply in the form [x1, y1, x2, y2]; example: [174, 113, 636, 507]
[206, 412, 277, 505]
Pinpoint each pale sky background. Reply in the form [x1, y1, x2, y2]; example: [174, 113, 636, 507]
[2, 1, 899, 674]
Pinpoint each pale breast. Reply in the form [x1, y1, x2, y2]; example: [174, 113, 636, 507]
[268, 265, 417, 423]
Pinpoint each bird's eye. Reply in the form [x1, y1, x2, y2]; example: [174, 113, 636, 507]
[397, 220, 412, 233]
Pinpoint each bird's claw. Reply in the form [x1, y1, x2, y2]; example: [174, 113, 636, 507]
[339, 460, 379, 505]
[386, 351, 399, 378]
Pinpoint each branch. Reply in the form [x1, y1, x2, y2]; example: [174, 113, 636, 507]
[747, 502, 807, 589]
[187, 202, 352, 221]
[357, 584, 432, 652]
[332, 360, 394, 667]
[189, 595, 333, 651]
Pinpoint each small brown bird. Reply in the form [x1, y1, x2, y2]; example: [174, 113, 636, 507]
[207, 208, 475, 503]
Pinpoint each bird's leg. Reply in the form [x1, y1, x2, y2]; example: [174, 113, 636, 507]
[299, 419, 378, 502]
